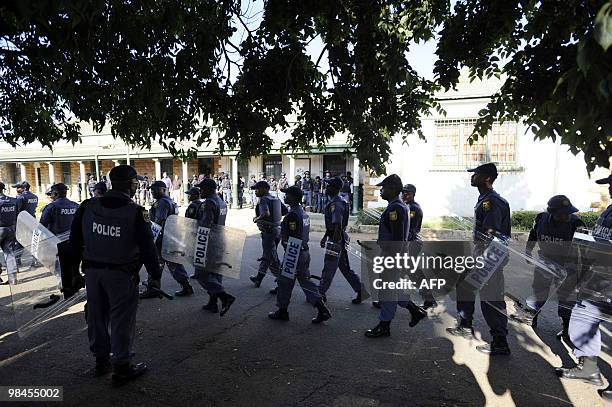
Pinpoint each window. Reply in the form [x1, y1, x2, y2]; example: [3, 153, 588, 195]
[61, 162, 72, 185]
[433, 119, 518, 169]
[262, 155, 282, 179]
[323, 154, 347, 177]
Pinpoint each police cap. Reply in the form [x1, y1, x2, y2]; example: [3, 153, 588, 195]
[402, 184, 416, 194]
[93, 181, 107, 192]
[185, 187, 201, 195]
[467, 162, 498, 179]
[109, 164, 142, 183]
[595, 173, 612, 185]
[254, 180, 270, 190]
[547, 195, 578, 215]
[326, 176, 343, 189]
[197, 179, 217, 190]
[285, 185, 303, 200]
[376, 174, 403, 190]
[49, 183, 68, 192]
[12, 181, 30, 189]
[148, 180, 167, 190]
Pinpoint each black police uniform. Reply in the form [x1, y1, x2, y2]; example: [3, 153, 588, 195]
[16, 190, 38, 217]
[0, 194, 17, 254]
[253, 192, 283, 280]
[71, 187, 161, 377]
[407, 201, 423, 242]
[40, 197, 79, 235]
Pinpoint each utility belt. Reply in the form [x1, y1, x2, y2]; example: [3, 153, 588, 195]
[82, 259, 140, 274]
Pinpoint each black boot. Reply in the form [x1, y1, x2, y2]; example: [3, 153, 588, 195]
[599, 386, 612, 400]
[556, 356, 603, 385]
[351, 289, 371, 304]
[202, 294, 219, 313]
[139, 287, 159, 299]
[218, 292, 236, 317]
[174, 281, 194, 297]
[111, 362, 148, 386]
[372, 301, 381, 309]
[406, 301, 427, 327]
[249, 273, 264, 288]
[446, 318, 475, 339]
[365, 321, 391, 338]
[312, 301, 331, 324]
[476, 336, 511, 356]
[268, 308, 289, 321]
[269, 286, 278, 295]
[94, 355, 111, 377]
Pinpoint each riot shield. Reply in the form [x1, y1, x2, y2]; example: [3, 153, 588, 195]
[8, 212, 86, 338]
[161, 215, 246, 279]
[280, 237, 302, 280]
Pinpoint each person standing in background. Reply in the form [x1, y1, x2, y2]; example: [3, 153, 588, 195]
[171, 174, 182, 206]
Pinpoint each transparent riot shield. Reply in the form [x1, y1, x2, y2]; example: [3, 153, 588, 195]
[8, 212, 86, 338]
[161, 215, 246, 279]
[447, 215, 569, 322]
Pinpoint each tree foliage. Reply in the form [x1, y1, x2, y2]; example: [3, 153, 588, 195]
[436, 0, 612, 172]
[1, 1, 610, 175]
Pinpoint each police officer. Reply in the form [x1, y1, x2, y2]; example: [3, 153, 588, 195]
[313, 176, 322, 213]
[556, 173, 612, 399]
[268, 186, 332, 323]
[40, 183, 79, 235]
[318, 177, 366, 304]
[184, 187, 202, 219]
[14, 181, 38, 217]
[93, 181, 108, 198]
[321, 170, 332, 210]
[140, 180, 194, 298]
[401, 183, 436, 309]
[194, 179, 236, 316]
[269, 175, 278, 198]
[0, 182, 17, 284]
[365, 175, 427, 338]
[302, 171, 312, 209]
[517, 195, 585, 339]
[278, 173, 289, 203]
[446, 163, 511, 355]
[249, 180, 284, 287]
[70, 165, 161, 385]
[248, 175, 257, 208]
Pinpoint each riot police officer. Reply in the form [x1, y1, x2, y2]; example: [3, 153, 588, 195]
[517, 195, 585, 339]
[194, 179, 236, 316]
[184, 187, 202, 219]
[302, 171, 312, 208]
[0, 182, 17, 284]
[69, 165, 161, 385]
[249, 181, 283, 287]
[40, 183, 79, 235]
[556, 173, 612, 398]
[140, 180, 193, 298]
[14, 181, 38, 217]
[278, 173, 289, 203]
[401, 183, 436, 309]
[365, 175, 427, 338]
[268, 186, 331, 323]
[318, 177, 366, 304]
[446, 163, 511, 355]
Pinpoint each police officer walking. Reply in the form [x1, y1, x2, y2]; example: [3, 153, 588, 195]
[318, 177, 366, 304]
[556, 173, 612, 400]
[365, 175, 427, 338]
[140, 181, 194, 298]
[401, 183, 436, 309]
[268, 186, 332, 323]
[249, 180, 284, 288]
[515, 195, 585, 339]
[193, 179, 236, 316]
[446, 163, 511, 355]
[14, 181, 38, 217]
[0, 182, 17, 284]
[69, 165, 161, 385]
[40, 183, 79, 235]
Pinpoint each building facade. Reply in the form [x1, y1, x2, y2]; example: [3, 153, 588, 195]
[0, 73, 608, 216]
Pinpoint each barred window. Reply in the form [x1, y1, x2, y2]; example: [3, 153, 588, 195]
[433, 119, 518, 169]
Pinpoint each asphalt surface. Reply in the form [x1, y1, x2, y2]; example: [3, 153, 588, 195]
[0, 226, 611, 407]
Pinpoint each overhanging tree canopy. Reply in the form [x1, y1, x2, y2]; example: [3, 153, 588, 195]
[1, 1, 610, 174]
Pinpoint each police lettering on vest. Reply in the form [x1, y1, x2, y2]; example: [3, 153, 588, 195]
[92, 222, 121, 237]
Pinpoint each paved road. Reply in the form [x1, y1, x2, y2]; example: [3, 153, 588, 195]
[0, 228, 610, 406]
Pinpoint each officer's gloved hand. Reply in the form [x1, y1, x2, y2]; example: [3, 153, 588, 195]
[149, 278, 161, 290]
